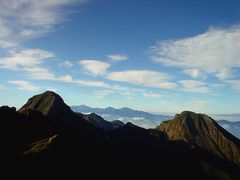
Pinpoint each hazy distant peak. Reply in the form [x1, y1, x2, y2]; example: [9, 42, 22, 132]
[120, 107, 132, 111]
[106, 107, 115, 110]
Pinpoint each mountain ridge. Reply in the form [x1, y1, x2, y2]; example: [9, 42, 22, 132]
[1, 91, 240, 179]
[157, 111, 240, 166]
[71, 104, 172, 128]
[71, 105, 171, 119]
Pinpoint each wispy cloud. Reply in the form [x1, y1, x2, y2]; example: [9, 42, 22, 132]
[0, 48, 113, 88]
[95, 90, 113, 98]
[59, 60, 73, 68]
[107, 70, 177, 89]
[0, 0, 86, 47]
[142, 92, 162, 98]
[150, 25, 240, 80]
[182, 69, 207, 79]
[9, 80, 40, 91]
[107, 54, 128, 62]
[57, 75, 110, 88]
[24, 67, 56, 80]
[225, 80, 240, 90]
[179, 80, 210, 93]
[215, 68, 234, 80]
[0, 48, 57, 80]
[0, 49, 55, 70]
[78, 60, 111, 76]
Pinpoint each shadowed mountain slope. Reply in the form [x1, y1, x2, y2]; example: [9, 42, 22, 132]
[1, 92, 240, 179]
[78, 113, 114, 131]
[111, 120, 125, 129]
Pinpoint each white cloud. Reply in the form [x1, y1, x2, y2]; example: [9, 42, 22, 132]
[132, 117, 145, 120]
[95, 90, 113, 98]
[0, 0, 86, 46]
[225, 80, 240, 90]
[0, 48, 112, 88]
[150, 25, 240, 80]
[183, 69, 207, 79]
[0, 40, 17, 48]
[78, 60, 111, 76]
[9, 80, 40, 91]
[58, 75, 74, 82]
[24, 67, 56, 80]
[142, 92, 162, 98]
[0, 48, 56, 81]
[58, 74, 110, 88]
[107, 54, 128, 61]
[216, 68, 234, 80]
[0, 49, 55, 70]
[210, 83, 226, 88]
[59, 60, 73, 68]
[73, 79, 110, 88]
[0, 20, 10, 37]
[111, 85, 130, 91]
[179, 80, 210, 93]
[107, 70, 177, 89]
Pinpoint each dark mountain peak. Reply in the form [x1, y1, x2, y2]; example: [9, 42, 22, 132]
[125, 122, 137, 128]
[81, 112, 114, 131]
[43, 90, 60, 96]
[0, 106, 16, 113]
[111, 120, 125, 129]
[157, 111, 240, 165]
[18, 91, 74, 119]
[87, 113, 104, 120]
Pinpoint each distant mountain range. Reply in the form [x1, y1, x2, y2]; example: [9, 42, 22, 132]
[217, 120, 240, 139]
[212, 114, 240, 122]
[71, 105, 172, 128]
[1, 91, 240, 179]
[71, 105, 240, 138]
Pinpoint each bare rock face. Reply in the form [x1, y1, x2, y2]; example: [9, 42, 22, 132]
[157, 111, 240, 166]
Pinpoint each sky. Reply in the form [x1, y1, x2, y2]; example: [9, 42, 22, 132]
[0, 0, 240, 114]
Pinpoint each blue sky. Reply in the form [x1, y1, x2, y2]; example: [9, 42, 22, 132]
[0, 0, 240, 114]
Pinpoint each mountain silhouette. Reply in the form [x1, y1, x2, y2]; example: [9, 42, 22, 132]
[18, 91, 75, 120]
[1, 92, 240, 179]
[71, 104, 171, 128]
[157, 111, 240, 165]
[71, 105, 171, 120]
[111, 120, 125, 129]
[79, 112, 116, 131]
